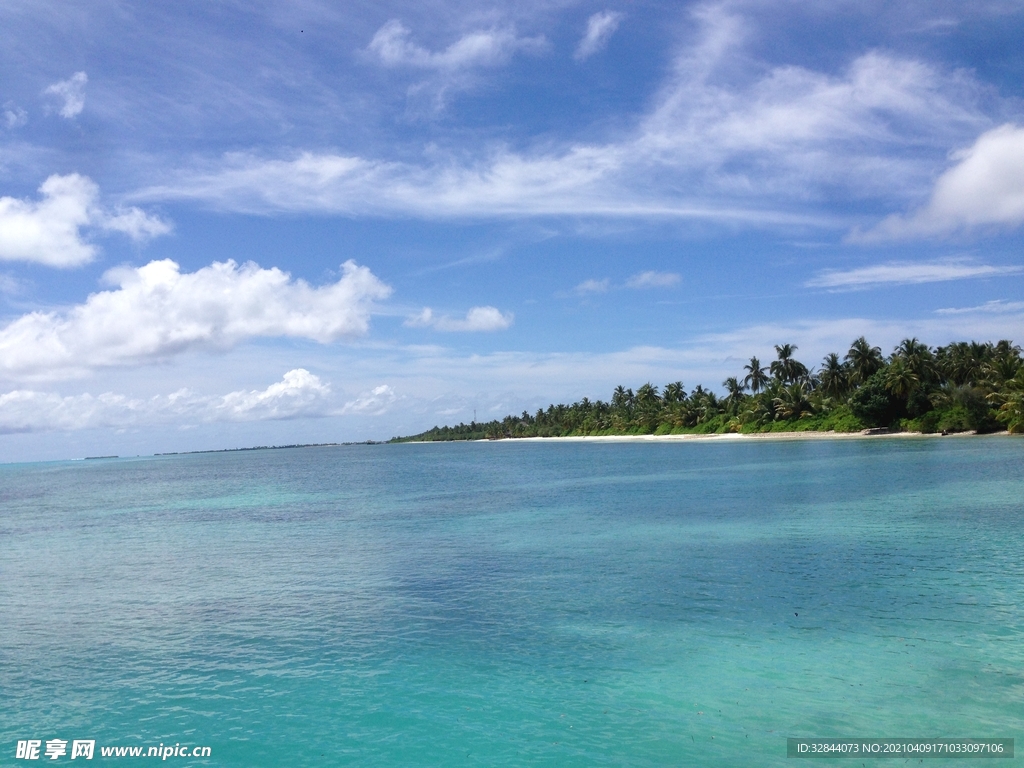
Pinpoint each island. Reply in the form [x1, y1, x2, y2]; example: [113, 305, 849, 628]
[392, 337, 1024, 442]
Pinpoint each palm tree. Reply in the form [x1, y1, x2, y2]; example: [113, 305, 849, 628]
[774, 382, 814, 420]
[893, 337, 935, 384]
[884, 358, 919, 399]
[936, 341, 976, 387]
[770, 343, 808, 384]
[612, 386, 629, 410]
[722, 376, 746, 414]
[691, 388, 721, 424]
[818, 353, 850, 399]
[975, 340, 1022, 389]
[743, 356, 769, 394]
[663, 381, 685, 404]
[741, 394, 778, 427]
[990, 369, 1024, 433]
[845, 337, 884, 384]
[633, 383, 661, 432]
[635, 383, 661, 409]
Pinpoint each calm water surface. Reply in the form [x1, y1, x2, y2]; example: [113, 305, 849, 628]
[1, 438, 1022, 765]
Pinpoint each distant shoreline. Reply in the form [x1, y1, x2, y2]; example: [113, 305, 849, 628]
[153, 441, 378, 457]
[393, 429, 1012, 445]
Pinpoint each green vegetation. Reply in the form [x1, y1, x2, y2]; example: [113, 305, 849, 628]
[391, 338, 1024, 442]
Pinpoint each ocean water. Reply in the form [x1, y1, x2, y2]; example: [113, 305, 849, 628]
[1, 437, 1022, 766]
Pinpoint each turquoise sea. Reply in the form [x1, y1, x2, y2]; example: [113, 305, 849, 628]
[2, 438, 1022, 765]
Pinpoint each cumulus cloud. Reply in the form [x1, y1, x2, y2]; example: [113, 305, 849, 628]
[404, 305, 513, 332]
[216, 368, 331, 420]
[0, 174, 170, 267]
[625, 270, 680, 288]
[0, 259, 392, 380]
[341, 384, 396, 415]
[575, 11, 624, 61]
[42, 72, 88, 118]
[0, 369, 332, 435]
[805, 258, 1021, 290]
[856, 124, 1024, 240]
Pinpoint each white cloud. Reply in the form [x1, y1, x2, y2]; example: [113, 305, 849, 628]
[936, 299, 1024, 315]
[133, 6, 989, 226]
[0, 174, 170, 267]
[575, 278, 610, 294]
[341, 384, 396, 415]
[12, 308, 1020, 442]
[42, 72, 88, 118]
[857, 124, 1024, 240]
[0, 259, 392, 380]
[403, 307, 436, 328]
[101, 206, 174, 241]
[216, 368, 331, 420]
[575, 11, 624, 61]
[805, 258, 1022, 290]
[0, 175, 96, 266]
[571, 273, 679, 294]
[404, 305, 513, 332]
[638, 12, 987, 202]
[0, 273, 23, 295]
[365, 19, 546, 110]
[140, 13, 990, 229]
[368, 20, 544, 71]
[0, 369, 332, 435]
[4, 102, 27, 129]
[626, 270, 681, 288]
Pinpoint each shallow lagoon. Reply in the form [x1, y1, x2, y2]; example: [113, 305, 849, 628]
[2, 438, 1022, 765]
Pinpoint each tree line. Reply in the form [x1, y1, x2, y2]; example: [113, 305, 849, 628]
[391, 337, 1024, 441]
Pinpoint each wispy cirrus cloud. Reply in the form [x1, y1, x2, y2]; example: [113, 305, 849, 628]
[368, 20, 544, 70]
[935, 299, 1024, 315]
[42, 71, 87, 118]
[573, 272, 679, 294]
[0, 258, 392, 380]
[366, 19, 546, 110]
[136, 5, 992, 230]
[0, 174, 170, 267]
[405, 305, 513, 332]
[3, 102, 27, 129]
[575, 10, 624, 61]
[625, 270, 680, 288]
[805, 258, 1022, 290]
[574, 278, 610, 294]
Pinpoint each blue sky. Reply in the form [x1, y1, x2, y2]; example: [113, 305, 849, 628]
[1, 0, 1023, 460]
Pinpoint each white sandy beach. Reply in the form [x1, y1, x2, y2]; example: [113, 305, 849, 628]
[481, 430, 1009, 444]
